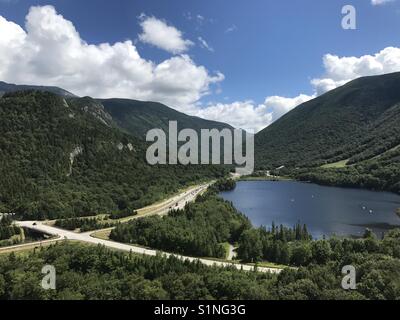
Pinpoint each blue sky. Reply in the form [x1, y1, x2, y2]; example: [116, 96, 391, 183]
[1, 0, 400, 131]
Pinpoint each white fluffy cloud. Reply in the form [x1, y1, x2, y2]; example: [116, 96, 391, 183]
[311, 47, 400, 94]
[194, 94, 314, 132]
[195, 101, 272, 132]
[3, 6, 400, 134]
[0, 6, 222, 109]
[262, 94, 315, 121]
[371, 0, 394, 5]
[138, 15, 193, 54]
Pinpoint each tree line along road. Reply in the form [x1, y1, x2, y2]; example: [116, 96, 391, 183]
[3, 183, 282, 274]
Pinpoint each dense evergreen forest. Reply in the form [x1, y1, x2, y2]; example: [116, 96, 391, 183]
[0, 91, 228, 220]
[54, 216, 116, 232]
[0, 240, 399, 300]
[293, 148, 400, 194]
[110, 187, 250, 258]
[237, 223, 311, 264]
[0, 216, 23, 247]
[236, 224, 400, 269]
[213, 178, 237, 191]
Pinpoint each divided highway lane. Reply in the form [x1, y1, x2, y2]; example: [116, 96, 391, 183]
[16, 220, 281, 273]
[5, 182, 282, 274]
[134, 183, 211, 218]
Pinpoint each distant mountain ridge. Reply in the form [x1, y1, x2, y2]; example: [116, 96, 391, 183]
[100, 98, 233, 138]
[0, 80, 233, 140]
[255, 72, 400, 168]
[0, 81, 76, 98]
[255, 72, 400, 194]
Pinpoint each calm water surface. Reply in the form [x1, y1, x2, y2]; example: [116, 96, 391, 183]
[220, 181, 400, 238]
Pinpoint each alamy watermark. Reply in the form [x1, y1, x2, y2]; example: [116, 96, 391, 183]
[41, 265, 56, 290]
[146, 121, 254, 175]
[341, 265, 357, 290]
[342, 5, 357, 30]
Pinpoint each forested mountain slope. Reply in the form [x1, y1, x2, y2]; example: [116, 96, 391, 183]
[254, 73, 400, 194]
[1, 81, 233, 140]
[255, 72, 400, 168]
[0, 91, 228, 220]
[101, 98, 233, 139]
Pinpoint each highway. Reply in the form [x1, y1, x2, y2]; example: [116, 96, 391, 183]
[16, 220, 281, 273]
[5, 183, 282, 274]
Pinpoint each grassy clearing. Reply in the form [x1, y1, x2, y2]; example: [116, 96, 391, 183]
[321, 159, 349, 169]
[91, 229, 112, 240]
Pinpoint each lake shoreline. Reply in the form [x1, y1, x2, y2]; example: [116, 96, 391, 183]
[220, 180, 400, 239]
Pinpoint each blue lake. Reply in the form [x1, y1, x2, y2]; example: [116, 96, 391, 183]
[220, 181, 400, 238]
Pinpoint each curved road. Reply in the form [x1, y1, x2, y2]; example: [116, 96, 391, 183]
[9, 183, 282, 274]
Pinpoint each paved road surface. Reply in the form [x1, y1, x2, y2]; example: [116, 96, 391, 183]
[7, 183, 282, 274]
[134, 183, 210, 217]
[15, 220, 281, 273]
